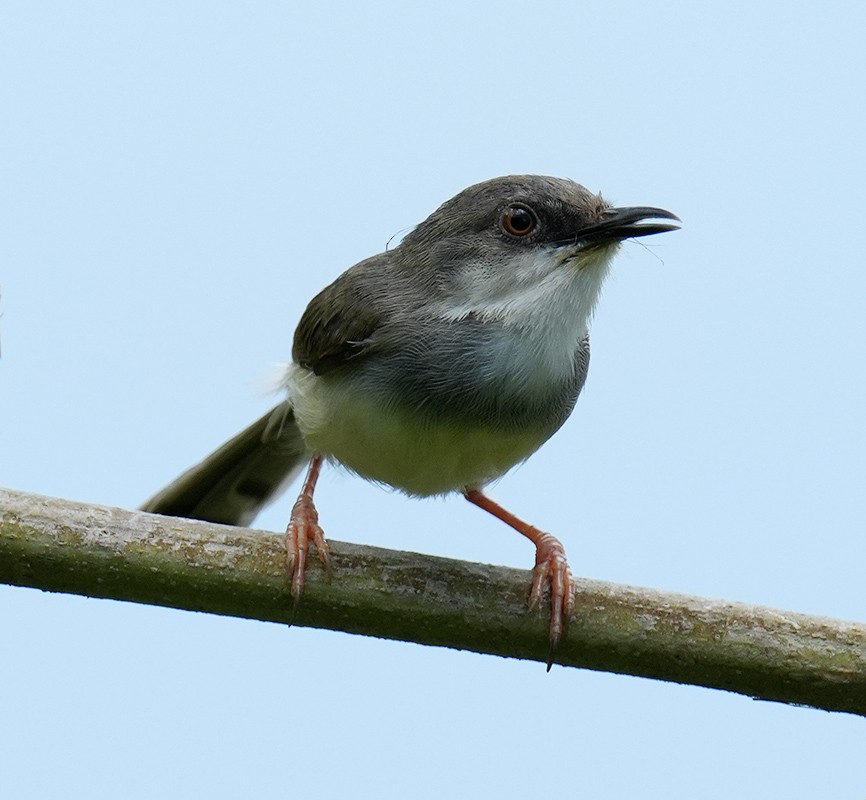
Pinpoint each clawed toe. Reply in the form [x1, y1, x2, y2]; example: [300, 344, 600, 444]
[529, 532, 575, 667]
[284, 494, 330, 598]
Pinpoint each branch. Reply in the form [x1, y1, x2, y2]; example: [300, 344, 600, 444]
[2, 486, 864, 715]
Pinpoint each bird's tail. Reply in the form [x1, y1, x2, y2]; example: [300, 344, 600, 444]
[141, 403, 308, 527]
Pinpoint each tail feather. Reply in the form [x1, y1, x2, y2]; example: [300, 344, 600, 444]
[141, 403, 308, 527]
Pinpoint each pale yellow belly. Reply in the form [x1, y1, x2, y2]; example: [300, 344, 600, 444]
[289, 368, 549, 496]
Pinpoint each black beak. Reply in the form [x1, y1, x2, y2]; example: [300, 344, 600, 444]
[578, 206, 681, 245]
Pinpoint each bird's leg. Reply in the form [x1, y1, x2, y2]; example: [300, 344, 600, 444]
[464, 488, 575, 667]
[285, 454, 331, 599]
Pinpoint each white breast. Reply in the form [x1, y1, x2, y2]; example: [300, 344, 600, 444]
[441, 245, 616, 390]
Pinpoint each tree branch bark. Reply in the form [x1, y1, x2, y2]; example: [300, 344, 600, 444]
[2, 486, 864, 715]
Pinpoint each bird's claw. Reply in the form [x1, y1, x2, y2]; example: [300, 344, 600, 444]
[528, 532, 575, 669]
[284, 493, 331, 599]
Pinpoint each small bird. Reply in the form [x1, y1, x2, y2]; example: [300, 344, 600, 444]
[143, 175, 679, 661]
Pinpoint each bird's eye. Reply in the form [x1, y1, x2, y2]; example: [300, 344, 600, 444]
[501, 204, 537, 237]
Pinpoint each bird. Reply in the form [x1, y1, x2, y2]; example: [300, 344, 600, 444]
[142, 174, 680, 663]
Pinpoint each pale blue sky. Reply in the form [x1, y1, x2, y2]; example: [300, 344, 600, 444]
[2, 2, 865, 797]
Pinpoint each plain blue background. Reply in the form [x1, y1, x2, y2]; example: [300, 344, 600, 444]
[2, 3, 865, 797]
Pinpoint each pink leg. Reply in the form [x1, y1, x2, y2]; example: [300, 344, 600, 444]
[285, 454, 331, 598]
[465, 488, 575, 666]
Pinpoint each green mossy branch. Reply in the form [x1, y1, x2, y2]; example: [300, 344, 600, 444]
[2, 487, 864, 715]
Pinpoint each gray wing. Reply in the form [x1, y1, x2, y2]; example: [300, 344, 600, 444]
[141, 403, 308, 526]
[292, 253, 400, 376]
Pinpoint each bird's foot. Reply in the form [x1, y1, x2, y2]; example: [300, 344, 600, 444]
[463, 489, 575, 668]
[284, 492, 331, 599]
[528, 532, 575, 668]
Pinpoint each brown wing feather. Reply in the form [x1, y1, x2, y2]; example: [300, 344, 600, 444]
[292, 255, 389, 376]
